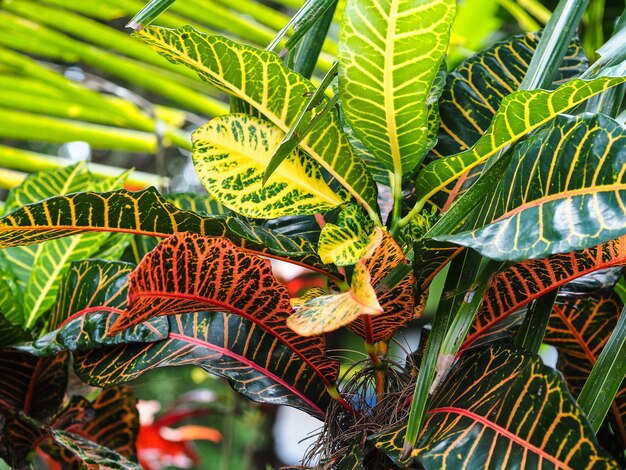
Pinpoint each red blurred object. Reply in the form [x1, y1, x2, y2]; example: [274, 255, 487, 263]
[136, 404, 221, 470]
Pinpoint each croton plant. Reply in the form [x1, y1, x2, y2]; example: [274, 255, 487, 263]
[0, 0, 625, 468]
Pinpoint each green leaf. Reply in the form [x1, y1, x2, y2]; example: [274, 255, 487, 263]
[75, 310, 337, 417]
[339, 0, 455, 175]
[128, 0, 176, 30]
[439, 114, 626, 261]
[415, 76, 626, 210]
[0, 314, 30, 348]
[318, 204, 374, 266]
[375, 344, 618, 468]
[135, 25, 380, 221]
[50, 430, 141, 469]
[106, 233, 340, 414]
[465, 235, 626, 351]
[193, 113, 344, 218]
[0, 187, 335, 276]
[1, 165, 125, 328]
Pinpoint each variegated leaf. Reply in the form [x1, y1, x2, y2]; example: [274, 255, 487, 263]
[464, 236, 626, 351]
[136, 26, 380, 220]
[339, 0, 455, 175]
[0, 188, 335, 276]
[192, 114, 343, 218]
[287, 260, 382, 336]
[375, 344, 618, 468]
[318, 204, 375, 266]
[415, 76, 626, 208]
[439, 114, 626, 261]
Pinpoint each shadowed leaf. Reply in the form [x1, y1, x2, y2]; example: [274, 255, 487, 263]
[375, 344, 617, 468]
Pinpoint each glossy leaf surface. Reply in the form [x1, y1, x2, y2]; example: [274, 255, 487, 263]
[76, 311, 336, 417]
[429, 33, 588, 210]
[465, 236, 626, 350]
[415, 76, 626, 207]
[545, 292, 626, 451]
[51, 430, 141, 469]
[106, 233, 339, 413]
[193, 113, 343, 218]
[338, 0, 455, 174]
[440, 114, 626, 261]
[0, 187, 332, 274]
[136, 26, 380, 219]
[376, 344, 617, 468]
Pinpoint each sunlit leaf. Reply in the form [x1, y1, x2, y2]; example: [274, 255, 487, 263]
[375, 344, 618, 468]
[50, 430, 141, 469]
[318, 204, 374, 266]
[439, 114, 626, 261]
[136, 26, 380, 220]
[338, 0, 455, 175]
[430, 33, 588, 210]
[193, 113, 343, 218]
[0, 187, 334, 275]
[105, 233, 340, 414]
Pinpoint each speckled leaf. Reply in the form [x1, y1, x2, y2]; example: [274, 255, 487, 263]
[0, 187, 334, 276]
[136, 26, 379, 219]
[375, 344, 617, 468]
[349, 230, 416, 343]
[318, 205, 375, 266]
[464, 236, 626, 351]
[415, 76, 626, 209]
[75, 311, 338, 417]
[51, 430, 141, 469]
[429, 33, 588, 210]
[193, 114, 343, 218]
[288, 260, 382, 336]
[439, 114, 626, 261]
[545, 291, 626, 453]
[338, 0, 455, 175]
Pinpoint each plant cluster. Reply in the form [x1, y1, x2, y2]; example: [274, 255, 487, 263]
[0, 0, 625, 468]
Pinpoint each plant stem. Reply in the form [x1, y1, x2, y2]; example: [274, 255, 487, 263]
[293, 0, 337, 79]
[514, 289, 559, 354]
[576, 303, 626, 432]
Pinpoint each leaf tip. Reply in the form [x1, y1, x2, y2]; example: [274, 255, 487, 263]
[126, 20, 143, 32]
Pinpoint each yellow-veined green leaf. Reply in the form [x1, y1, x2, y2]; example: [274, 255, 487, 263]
[415, 76, 626, 208]
[192, 114, 343, 218]
[135, 26, 380, 222]
[338, 0, 455, 176]
[318, 204, 374, 266]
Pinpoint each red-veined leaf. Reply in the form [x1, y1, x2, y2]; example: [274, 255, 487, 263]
[545, 291, 626, 455]
[75, 311, 337, 417]
[375, 344, 618, 468]
[0, 349, 68, 421]
[107, 233, 339, 414]
[464, 236, 626, 351]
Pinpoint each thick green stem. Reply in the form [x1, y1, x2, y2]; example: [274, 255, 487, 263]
[514, 289, 559, 354]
